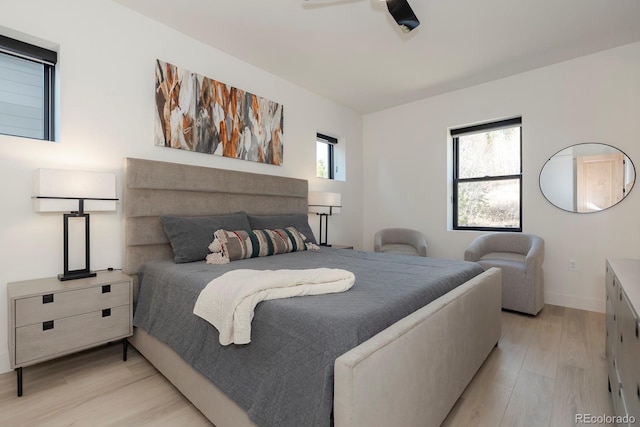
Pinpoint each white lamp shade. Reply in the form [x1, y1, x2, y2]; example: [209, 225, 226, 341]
[308, 191, 341, 214]
[33, 168, 117, 212]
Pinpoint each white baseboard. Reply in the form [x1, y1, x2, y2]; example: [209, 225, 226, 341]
[0, 351, 10, 375]
[545, 292, 605, 313]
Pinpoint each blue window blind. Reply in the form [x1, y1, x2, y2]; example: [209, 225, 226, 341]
[0, 35, 56, 141]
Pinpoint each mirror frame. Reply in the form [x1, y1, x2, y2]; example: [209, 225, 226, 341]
[539, 142, 636, 214]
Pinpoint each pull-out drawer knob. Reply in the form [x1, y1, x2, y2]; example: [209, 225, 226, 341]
[102, 285, 111, 293]
[42, 321, 54, 331]
[102, 308, 111, 317]
[42, 294, 54, 304]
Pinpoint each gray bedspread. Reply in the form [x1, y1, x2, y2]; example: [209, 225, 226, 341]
[133, 248, 483, 427]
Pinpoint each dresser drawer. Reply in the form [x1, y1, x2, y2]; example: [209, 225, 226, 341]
[610, 362, 623, 417]
[15, 304, 130, 366]
[606, 263, 616, 301]
[606, 292, 616, 360]
[619, 290, 640, 419]
[15, 281, 130, 327]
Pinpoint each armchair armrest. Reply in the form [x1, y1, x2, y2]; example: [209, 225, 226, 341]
[374, 231, 383, 253]
[464, 234, 493, 262]
[525, 236, 545, 274]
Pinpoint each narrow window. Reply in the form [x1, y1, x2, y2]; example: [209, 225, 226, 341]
[0, 35, 57, 141]
[316, 133, 337, 179]
[452, 117, 522, 231]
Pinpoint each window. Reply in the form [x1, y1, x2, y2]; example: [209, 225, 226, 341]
[452, 117, 522, 231]
[316, 133, 337, 179]
[0, 35, 57, 141]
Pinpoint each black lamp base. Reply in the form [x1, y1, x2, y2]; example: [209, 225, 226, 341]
[59, 208, 95, 282]
[317, 213, 331, 246]
[58, 270, 96, 281]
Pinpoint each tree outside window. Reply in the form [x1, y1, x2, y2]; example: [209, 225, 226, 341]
[316, 133, 337, 179]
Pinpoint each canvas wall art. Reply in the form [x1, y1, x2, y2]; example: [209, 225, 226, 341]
[154, 60, 284, 165]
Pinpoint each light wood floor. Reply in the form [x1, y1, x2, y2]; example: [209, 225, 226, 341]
[0, 305, 613, 426]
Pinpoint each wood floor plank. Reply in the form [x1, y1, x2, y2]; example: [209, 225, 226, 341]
[442, 374, 512, 427]
[558, 307, 592, 369]
[521, 305, 564, 379]
[33, 375, 207, 427]
[550, 307, 614, 427]
[0, 345, 211, 427]
[499, 369, 555, 427]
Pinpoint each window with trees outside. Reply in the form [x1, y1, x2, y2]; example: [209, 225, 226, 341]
[452, 117, 522, 231]
[316, 133, 337, 179]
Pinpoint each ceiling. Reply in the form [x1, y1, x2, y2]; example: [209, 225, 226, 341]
[114, 0, 640, 114]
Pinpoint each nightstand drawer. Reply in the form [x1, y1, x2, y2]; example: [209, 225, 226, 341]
[15, 281, 130, 327]
[15, 304, 130, 365]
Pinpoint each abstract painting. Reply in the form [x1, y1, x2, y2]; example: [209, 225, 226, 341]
[154, 60, 284, 165]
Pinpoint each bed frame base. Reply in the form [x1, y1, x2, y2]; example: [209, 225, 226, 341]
[129, 267, 501, 427]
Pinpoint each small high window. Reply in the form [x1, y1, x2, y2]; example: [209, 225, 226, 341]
[452, 117, 522, 231]
[316, 133, 337, 179]
[0, 35, 57, 141]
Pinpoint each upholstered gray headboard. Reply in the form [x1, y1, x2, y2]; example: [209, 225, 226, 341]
[122, 157, 308, 277]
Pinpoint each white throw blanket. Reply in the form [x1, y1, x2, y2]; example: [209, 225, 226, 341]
[193, 268, 356, 345]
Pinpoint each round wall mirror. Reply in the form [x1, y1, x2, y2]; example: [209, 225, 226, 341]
[539, 143, 636, 213]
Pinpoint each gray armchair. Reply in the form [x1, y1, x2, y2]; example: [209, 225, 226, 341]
[464, 233, 545, 315]
[374, 228, 428, 257]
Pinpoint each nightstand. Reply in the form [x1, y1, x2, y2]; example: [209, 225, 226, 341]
[7, 270, 133, 396]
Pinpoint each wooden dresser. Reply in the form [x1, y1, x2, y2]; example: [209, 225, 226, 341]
[606, 259, 640, 422]
[7, 270, 133, 396]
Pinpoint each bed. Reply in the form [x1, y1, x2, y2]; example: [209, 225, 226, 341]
[122, 157, 502, 427]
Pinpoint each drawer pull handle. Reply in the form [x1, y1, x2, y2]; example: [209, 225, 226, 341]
[636, 323, 639, 339]
[102, 308, 111, 317]
[637, 384, 639, 400]
[42, 294, 54, 304]
[621, 333, 624, 343]
[102, 285, 111, 293]
[43, 321, 54, 331]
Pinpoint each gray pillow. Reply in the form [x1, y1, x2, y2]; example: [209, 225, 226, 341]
[160, 212, 251, 263]
[247, 213, 317, 245]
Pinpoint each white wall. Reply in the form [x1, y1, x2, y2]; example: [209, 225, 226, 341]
[363, 41, 640, 313]
[0, 0, 363, 373]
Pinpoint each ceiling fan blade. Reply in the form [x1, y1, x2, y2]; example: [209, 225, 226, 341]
[384, 0, 420, 33]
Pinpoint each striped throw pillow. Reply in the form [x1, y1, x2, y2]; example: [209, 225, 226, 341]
[206, 227, 318, 264]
